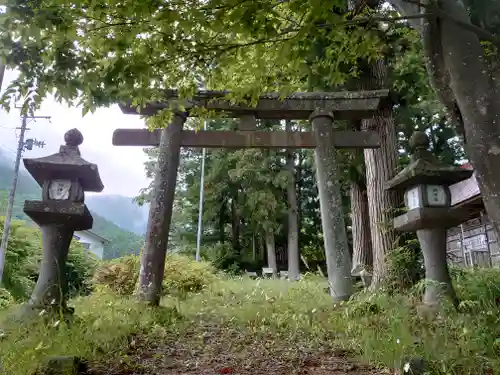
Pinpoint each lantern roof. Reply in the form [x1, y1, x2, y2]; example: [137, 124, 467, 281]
[23, 128, 104, 192]
[386, 131, 472, 192]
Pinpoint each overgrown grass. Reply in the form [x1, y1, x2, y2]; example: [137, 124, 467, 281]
[0, 267, 499, 374]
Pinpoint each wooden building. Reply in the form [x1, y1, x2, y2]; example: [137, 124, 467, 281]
[446, 164, 499, 267]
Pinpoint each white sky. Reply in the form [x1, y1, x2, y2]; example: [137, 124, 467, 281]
[0, 69, 150, 197]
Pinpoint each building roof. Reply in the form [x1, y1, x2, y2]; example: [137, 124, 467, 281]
[450, 172, 481, 206]
[460, 163, 473, 170]
[76, 229, 110, 244]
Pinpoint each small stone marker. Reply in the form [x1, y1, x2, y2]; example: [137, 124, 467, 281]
[245, 271, 258, 279]
[262, 267, 274, 278]
[279, 271, 288, 279]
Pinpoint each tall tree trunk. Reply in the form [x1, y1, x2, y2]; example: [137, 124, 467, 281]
[265, 230, 278, 276]
[297, 151, 303, 235]
[362, 60, 399, 289]
[230, 192, 240, 254]
[389, 0, 500, 240]
[286, 120, 300, 280]
[350, 176, 373, 278]
[218, 201, 225, 244]
[252, 233, 256, 261]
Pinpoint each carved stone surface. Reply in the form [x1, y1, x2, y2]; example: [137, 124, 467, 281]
[27, 225, 74, 311]
[119, 89, 390, 119]
[23, 200, 92, 231]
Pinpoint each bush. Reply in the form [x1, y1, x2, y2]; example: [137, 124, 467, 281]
[208, 243, 265, 274]
[67, 240, 101, 297]
[93, 255, 139, 295]
[386, 237, 424, 292]
[0, 287, 13, 309]
[163, 254, 217, 298]
[93, 254, 216, 298]
[453, 267, 500, 311]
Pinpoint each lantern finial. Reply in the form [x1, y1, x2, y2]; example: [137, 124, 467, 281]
[409, 131, 429, 152]
[64, 128, 84, 147]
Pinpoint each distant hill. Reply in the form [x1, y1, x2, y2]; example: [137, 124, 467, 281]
[0, 149, 144, 259]
[85, 194, 149, 235]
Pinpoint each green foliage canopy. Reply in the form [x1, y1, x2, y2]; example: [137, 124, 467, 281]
[0, 0, 387, 118]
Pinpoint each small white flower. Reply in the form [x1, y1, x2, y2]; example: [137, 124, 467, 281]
[311, 308, 317, 313]
[396, 338, 400, 344]
[403, 362, 411, 373]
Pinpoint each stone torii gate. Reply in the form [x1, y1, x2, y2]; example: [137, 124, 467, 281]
[113, 89, 389, 304]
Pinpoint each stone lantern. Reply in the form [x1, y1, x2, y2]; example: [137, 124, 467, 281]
[386, 131, 472, 307]
[22, 129, 103, 314]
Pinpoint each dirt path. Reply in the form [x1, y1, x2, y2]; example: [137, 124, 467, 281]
[89, 326, 388, 375]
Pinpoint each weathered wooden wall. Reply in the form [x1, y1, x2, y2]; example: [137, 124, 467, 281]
[446, 214, 500, 267]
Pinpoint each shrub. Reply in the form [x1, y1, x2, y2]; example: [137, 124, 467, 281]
[386, 237, 424, 292]
[453, 267, 500, 311]
[93, 255, 139, 295]
[163, 254, 217, 298]
[93, 254, 216, 298]
[67, 240, 101, 297]
[0, 287, 13, 309]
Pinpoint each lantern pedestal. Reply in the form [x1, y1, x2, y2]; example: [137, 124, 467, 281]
[23, 201, 93, 314]
[417, 228, 458, 307]
[26, 225, 75, 314]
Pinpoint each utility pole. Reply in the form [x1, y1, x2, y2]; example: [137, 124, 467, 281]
[0, 63, 5, 92]
[0, 113, 50, 284]
[195, 119, 207, 262]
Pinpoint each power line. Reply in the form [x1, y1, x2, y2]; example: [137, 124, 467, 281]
[0, 143, 16, 155]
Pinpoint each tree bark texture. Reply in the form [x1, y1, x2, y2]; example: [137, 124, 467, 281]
[361, 59, 399, 289]
[417, 228, 459, 308]
[265, 230, 278, 276]
[139, 114, 185, 305]
[388, 0, 500, 242]
[350, 176, 373, 277]
[311, 111, 353, 301]
[27, 224, 73, 312]
[286, 120, 301, 281]
[230, 193, 241, 254]
[218, 201, 225, 244]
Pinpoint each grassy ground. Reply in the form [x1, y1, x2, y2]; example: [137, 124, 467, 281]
[0, 270, 499, 375]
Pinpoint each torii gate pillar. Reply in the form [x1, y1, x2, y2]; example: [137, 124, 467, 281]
[139, 113, 186, 304]
[311, 110, 352, 301]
